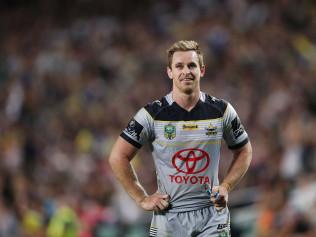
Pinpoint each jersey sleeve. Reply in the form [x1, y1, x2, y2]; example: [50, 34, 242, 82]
[120, 107, 154, 148]
[223, 102, 249, 149]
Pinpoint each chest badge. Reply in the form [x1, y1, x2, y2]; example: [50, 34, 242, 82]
[164, 124, 176, 140]
[205, 124, 217, 136]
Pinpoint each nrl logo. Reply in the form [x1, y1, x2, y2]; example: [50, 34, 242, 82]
[205, 124, 217, 136]
[164, 124, 176, 140]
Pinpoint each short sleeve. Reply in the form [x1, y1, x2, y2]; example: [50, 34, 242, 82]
[223, 103, 249, 149]
[120, 108, 154, 148]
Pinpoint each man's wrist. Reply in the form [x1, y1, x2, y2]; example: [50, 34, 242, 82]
[221, 182, 232, 193]
[136, 194, 148, 206]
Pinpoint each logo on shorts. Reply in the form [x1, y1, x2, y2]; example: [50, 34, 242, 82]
[172, 148, 210, 174]
[164, 124, 176, 140]
[217, 224, 228, 230]
[217, 224, 230, 237]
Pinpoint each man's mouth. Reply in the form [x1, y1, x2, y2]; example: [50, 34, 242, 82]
[182, 77, 194, 81]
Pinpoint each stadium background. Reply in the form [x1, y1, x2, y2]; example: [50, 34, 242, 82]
[0, 0, 316, 236]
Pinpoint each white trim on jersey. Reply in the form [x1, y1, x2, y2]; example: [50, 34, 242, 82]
[165, 91, 206, 105]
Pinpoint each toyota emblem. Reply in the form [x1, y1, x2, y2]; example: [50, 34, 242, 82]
[172, 148, 210, 174]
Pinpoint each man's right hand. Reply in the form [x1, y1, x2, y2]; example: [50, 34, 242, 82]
[139, 193, 170, 211]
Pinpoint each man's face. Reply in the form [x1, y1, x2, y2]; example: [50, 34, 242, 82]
[167, 50, 205, 94]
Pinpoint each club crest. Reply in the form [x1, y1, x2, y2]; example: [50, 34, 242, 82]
[205, 124, 217, 136]
[164, 124, 176, 140]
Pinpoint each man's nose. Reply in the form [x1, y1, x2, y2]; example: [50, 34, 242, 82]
[183, 66, 190, 74]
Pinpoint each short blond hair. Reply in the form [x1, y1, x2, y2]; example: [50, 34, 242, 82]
[167, 40, 204, 68]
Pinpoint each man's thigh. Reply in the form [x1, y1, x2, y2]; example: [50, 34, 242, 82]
[197, 207, 231, 237]
[150, 212, 188, 237]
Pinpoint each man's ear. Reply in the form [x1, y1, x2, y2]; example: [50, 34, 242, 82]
[167, 66, 173, 79]
[200, 65, 206, 77]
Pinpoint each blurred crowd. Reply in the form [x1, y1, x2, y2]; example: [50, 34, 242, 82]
[0, 0, 316, 236]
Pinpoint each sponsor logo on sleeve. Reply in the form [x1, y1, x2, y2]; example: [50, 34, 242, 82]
[125, 118, 143, 141]
[231, 117, 244, 139]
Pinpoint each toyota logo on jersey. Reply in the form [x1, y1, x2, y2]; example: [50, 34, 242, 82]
[172, 148, 210, 174]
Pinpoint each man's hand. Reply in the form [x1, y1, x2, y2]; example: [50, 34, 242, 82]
[139, 192, 170, 211]
[211, 185, 228, 211]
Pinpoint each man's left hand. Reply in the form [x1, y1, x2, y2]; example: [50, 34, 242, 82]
[211, 185, 228, 211]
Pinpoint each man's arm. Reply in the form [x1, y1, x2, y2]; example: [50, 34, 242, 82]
[211, 141, 252, 208]
[108, 136, 169, 211]
[222, 141, 253, 192]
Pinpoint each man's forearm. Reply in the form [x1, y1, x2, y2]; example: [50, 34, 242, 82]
[109, 138, 169, 212]
[109, 154, 148, 204]
[222, 142, 252, 192]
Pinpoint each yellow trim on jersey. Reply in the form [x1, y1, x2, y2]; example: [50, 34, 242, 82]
[154, 139, 221, 147]
[154, 117, 224, 123]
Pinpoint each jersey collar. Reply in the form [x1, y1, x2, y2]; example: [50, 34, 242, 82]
[165, 91, 206, 105]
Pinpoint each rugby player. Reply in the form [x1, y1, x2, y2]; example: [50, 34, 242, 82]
[109, 40, 252, 236]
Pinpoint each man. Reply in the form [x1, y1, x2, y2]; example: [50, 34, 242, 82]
[109, 40, 252, 237]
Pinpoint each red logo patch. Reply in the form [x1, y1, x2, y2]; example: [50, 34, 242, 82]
[172, 148, 210, 174]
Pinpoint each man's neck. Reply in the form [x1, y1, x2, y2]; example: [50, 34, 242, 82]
[172, 90, 201, 112]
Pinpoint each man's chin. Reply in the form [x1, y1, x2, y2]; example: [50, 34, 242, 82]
[182, 87, 194, 94]
[175, 83, 197, 94]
